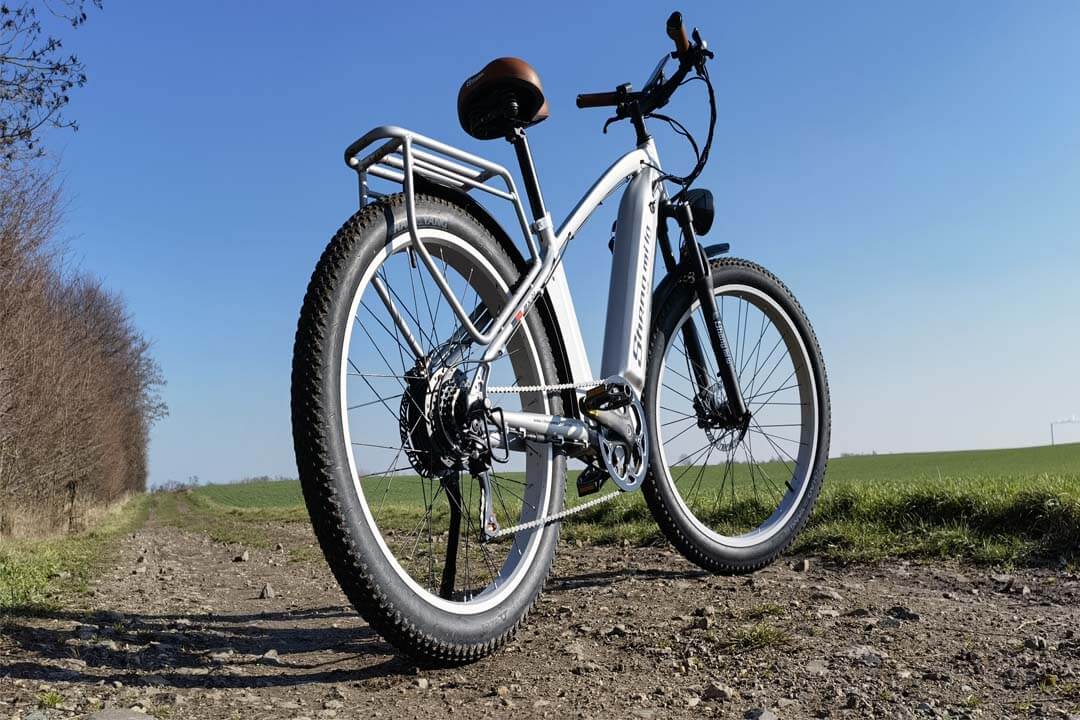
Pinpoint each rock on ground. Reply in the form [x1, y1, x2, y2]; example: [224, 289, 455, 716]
[0, 517, 1077, 719]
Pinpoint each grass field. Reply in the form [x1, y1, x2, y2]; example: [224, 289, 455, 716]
[169, 442, 1080, 567]
[3, 443, 1076, 612]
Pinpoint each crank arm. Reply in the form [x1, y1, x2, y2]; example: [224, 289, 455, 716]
[586, 408, 635, 446]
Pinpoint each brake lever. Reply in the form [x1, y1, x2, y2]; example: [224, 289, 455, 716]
[602, 116, 620, 134]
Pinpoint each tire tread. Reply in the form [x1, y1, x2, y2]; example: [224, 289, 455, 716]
[291, 194, 561, 664]
[642, 256, 832, 575]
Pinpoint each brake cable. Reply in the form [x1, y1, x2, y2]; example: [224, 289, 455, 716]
[648, 112, 701, 169]
[655, 62, 718, 196]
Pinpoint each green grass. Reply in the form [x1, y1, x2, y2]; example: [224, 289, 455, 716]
[741, 602, 786, 620]
[175, 442, 1080, 567]
[0, 495, 150, 612]
[37, 691, 63, 710]
[150, 489, 306, 548]
[570, 444, 1080, 564]
[727, 621, 791, 651]
[196, 479, 305, 508]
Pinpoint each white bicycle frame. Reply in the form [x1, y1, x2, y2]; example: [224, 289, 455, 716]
[344, 125, 666, 447]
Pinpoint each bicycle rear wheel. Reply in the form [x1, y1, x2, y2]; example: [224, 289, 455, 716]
[291, 193, 565, 663]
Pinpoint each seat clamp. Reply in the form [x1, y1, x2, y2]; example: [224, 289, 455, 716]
[530, 216, 550, 235]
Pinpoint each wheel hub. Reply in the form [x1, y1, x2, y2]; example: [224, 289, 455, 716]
[399, 363, 472, 477]
[694, 384, 750, 451]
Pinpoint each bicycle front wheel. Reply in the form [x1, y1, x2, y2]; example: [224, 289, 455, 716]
[643, 257, 831, 573]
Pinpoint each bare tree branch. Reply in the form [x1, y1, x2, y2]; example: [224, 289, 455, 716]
[0, 166, 165, 536]
[0, 0, 101, 163]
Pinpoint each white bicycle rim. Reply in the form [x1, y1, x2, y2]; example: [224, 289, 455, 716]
[339, 228, 555, 615]
[652, 283, 819, 548]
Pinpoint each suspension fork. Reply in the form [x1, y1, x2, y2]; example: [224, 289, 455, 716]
[661, 203, 748, 420]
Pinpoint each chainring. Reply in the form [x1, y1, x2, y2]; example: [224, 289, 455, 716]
[597, 382, 648, 492]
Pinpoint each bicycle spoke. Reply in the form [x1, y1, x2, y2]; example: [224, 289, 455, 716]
[684, 444, 716, 507]
[347, 370, 407, 379]
[750, 372, 799, 410]
[661, 405, 698, 420]
[746, 342, 787, 402]
[744, 335, 783, 398]
[662, 420, 698, 447]
[361, 294, 413, 370]
[744, 430, 788, 499]
[382, 268, 436, 353]
[662, 382, 696, 404]
[353, 319, 409, 391]
[492, 474, 536, 512]
[353, 439, 428, 453]
[662, 414, 696, 428]
[349, 359, 407, 423]
[348, 393, 404, 411]
[750, 417, 801, 469]
[339, 236, 560, 608]
[739, 310, 769, 382]
[659, 283, 816, 543]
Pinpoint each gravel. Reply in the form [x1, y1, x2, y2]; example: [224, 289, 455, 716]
[0, 518, 1076, 720]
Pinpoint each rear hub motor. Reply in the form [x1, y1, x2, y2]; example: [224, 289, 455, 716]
[399, 364, 472, 478]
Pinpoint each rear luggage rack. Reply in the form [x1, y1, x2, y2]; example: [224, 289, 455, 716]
[343, 126, 544, 344]
[345, 125, 538, 258]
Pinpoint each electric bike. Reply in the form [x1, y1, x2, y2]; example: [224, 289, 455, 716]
[291, 11, 830, 663]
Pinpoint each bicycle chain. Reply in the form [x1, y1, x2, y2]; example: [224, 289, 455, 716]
[485, 489, 622, 540]
[485, 380, 600, 394]
[482, 379, 622, 540]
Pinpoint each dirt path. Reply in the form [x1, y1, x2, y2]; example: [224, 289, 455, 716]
[1, 516, 1078, 720]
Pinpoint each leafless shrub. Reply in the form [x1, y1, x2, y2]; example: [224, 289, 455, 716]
[0, 166, 165, 536]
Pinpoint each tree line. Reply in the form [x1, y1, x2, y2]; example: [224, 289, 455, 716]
[0, 1, 164, 535]
[0, 169, 165, 535]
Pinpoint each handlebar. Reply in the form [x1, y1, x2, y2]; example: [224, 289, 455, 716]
[666, 11, 690, 56]
[574, 11, 718, 190]
[576, 90, 622, 109]
[576, 10, 711, 116]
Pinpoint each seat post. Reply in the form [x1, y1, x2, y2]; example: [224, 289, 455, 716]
[508, 129, 547, 222]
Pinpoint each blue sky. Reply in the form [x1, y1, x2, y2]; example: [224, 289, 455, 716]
[46, 1, 1080, 486]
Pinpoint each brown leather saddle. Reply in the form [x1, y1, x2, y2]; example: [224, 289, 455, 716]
[457, 57, 549, 140]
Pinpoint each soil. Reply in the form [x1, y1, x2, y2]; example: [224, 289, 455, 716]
[1, 515, 1078, 720]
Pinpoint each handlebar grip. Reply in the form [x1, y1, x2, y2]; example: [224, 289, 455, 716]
[576, 91, 620, 109]
[666, 11, 690, 55]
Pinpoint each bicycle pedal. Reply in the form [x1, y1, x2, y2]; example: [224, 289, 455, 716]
[583, 381, 632, 414]
[576, 465, 608, 497]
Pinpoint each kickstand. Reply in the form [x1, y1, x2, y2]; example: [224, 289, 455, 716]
[439, 472, 462, 599]
[474, 469, 500, 541]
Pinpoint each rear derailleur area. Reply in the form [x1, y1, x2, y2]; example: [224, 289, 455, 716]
[398, 360, 510, 544]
